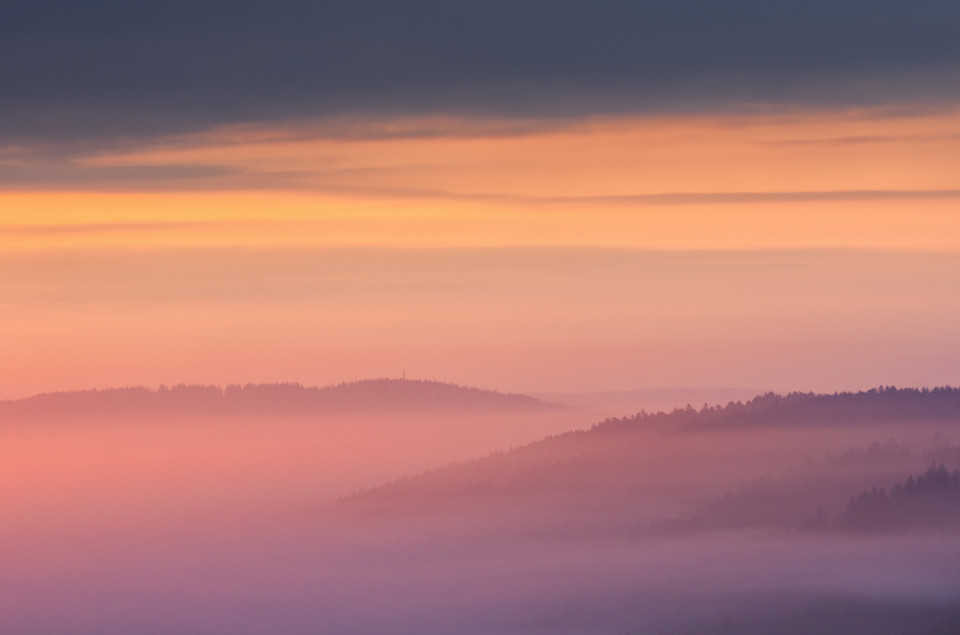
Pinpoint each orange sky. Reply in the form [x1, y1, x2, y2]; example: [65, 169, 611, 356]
[2, 109, 959, 397]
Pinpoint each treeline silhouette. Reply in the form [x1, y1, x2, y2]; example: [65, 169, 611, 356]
[0, 379, 555, 420]
[592, 386, 960, 433]
[839, 464, 960, 531]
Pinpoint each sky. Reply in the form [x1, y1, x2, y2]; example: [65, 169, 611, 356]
[2, 0, 960, 398]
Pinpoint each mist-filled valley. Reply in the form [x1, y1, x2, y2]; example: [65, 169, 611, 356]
[0, 382, 958, 633]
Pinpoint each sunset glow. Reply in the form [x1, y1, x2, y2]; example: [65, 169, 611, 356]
[3, 108, 960, 398]
[3, 2, 960, 632]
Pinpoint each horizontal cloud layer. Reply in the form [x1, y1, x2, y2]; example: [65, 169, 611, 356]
[3, 0, 960, 142]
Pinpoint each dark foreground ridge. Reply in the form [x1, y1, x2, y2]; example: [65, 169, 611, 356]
[0, 379, 559, 421]
[837, 463, 960, 532]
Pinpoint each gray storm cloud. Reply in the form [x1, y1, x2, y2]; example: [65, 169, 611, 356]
[2, 0, 960, 143]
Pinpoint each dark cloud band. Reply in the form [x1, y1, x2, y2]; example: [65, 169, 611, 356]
[2, 0, 960, 143]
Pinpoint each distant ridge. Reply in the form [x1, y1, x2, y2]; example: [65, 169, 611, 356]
[0, 379, 559, 420]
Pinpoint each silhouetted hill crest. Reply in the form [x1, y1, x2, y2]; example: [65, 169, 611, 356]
[0, 379, 558, 420]
[591, 386, 960, 433]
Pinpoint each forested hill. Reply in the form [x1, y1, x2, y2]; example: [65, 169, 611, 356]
[0, 379, 558, 420]
[593, 386, 960, 433]
[839, 463, 960, 531]
[342, 386, 960, 512]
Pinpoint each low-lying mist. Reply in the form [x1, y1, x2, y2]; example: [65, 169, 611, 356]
[2, 384, 959, 633]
